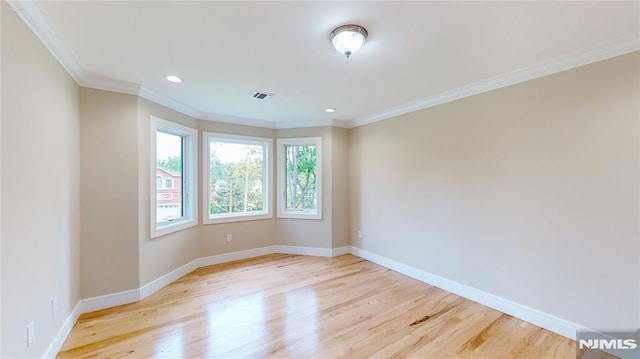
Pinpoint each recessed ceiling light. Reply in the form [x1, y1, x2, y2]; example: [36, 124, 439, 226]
[325, 108, 336, 113]
[165, 75, 182, 83]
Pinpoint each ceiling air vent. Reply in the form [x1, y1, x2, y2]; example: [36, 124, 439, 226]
[251, 91, 274, 100]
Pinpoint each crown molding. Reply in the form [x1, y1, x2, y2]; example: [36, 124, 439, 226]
[275, 119, 351, 129]
[330, 120, 351, 129]
[196, 116, 350, 130]
[138, 87, 201, 119]
[6, 0, 84, 83]
[10, 0, 639, 131]
[199, 112, 277, 129]
[352, 39, 640, 128]
[81, 74, 141, 97]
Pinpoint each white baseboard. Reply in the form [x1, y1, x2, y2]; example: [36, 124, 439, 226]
[350, 246, 585, 340]
[45, 244, 347, 358]
[198, 246, 277, 267]
[331, 246, 351, 256]
[77, 288, 140, 314]
[139, 260, 201, 300]
[275, 245, 334, 257]
[76, 245, 341, 317]
[277, 245, 351, 257]
[46, 245, 584, 358]
[42, 302, 81, 359]
[139, 246, 280, 300]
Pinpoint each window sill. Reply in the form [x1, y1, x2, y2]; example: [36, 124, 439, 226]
[151, 219, 197, 239]
[204, 213, 272, 225]
[277, 212, 322, 220]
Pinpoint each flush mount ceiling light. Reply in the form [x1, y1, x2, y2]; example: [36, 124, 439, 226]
[165, 75, 182, 83]
[330, 24, 368, 59]
[324, 108, 336, 113]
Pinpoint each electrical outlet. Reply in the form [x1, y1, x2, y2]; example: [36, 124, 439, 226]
[27, 321, 35, 347]
[358, 230, 362, 239]
[51, 296, 58, 315]
[226, 234, 233, 242]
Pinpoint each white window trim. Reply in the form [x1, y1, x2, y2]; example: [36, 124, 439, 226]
[277, 137, 322, 220]
[150, 116, 198, 238]
[203, 132, 273, 224]
[156, 175, 163, 189]
[165, 178, 173, 189]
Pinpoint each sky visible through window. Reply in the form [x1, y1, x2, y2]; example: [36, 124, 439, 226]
[210, 142, 256, 163]
[156, 131, 181, 161]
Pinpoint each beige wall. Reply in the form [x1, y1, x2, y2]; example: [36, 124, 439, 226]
[1, 3, 81, 357]
[331, 127, 350, 249]
[137, 99, 200, 286]
[4, 2, 637, 354]
[80, 88, 139, 298]
[349, 52, 640, 329]
[80, 96, 348, 288]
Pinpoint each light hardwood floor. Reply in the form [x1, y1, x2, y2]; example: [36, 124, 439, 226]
[58, 254, 578, 358]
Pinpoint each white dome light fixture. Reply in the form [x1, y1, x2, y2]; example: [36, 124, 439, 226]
[330, 24, 368, 59]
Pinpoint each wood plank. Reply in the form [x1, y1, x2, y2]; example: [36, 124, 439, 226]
[57, 254, 576, 358]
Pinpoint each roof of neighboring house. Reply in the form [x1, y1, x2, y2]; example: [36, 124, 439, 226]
[157, 167, 180, 177]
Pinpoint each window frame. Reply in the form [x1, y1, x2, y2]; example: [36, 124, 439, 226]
[150, 116, 198, 238]
[202, 132, 273, 224]
[277, 137, 322, 220]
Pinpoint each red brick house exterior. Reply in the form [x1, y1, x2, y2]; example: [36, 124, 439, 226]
[156, 167, 182, 221]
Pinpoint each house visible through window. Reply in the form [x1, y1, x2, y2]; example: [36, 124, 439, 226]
[151, 116, 197, 238]
[156, 131, 183, 223]
[277, 137, 322, 219]
[203, 132, 272, 224]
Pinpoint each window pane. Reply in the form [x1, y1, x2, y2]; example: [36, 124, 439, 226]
[209, 141, 265, 216]
[284, 145, 317, 211]
[156, 131, 183, 224]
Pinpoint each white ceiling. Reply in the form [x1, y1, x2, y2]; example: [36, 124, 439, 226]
[11, 1, 640, 128]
